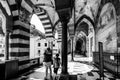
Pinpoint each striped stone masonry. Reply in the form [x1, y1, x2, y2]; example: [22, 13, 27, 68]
[57, 25, 62, 42]
[8, 0, 19, 22]
[8, 0, 31, 64]
[9, 21, 30, 61]
[8, 0, 54, 70]
[34, 7, 53, 39]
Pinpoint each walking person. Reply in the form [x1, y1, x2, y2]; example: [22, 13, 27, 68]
[53, 53, 60, 75]
[43, 47, 53, 80]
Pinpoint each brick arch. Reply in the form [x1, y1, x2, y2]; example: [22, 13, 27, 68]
[33, 6, 53, 39]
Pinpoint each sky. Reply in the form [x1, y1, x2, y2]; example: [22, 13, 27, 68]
[55, 30, 58, 39]
[30, 14, 45, 34]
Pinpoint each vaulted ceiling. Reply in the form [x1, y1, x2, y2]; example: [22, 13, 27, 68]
[28, 0, 102, 41]
[70, 0, 101, 23]
[12, 0, 120, 40]
[30, 0, 58, 26]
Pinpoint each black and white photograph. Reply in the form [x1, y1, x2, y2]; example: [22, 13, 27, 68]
[0, 0, 120, 80]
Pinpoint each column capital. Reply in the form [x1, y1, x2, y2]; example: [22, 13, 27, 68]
[57, 8, 71, 23]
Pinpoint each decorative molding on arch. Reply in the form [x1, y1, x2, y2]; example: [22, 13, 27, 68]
[75, 14, 95, 31]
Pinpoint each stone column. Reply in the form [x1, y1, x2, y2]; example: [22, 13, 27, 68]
[61, 18, 68, 74]
[6, 32, 10, 60]
[58, 16, 69, 80]
[71, 37, 74, 61]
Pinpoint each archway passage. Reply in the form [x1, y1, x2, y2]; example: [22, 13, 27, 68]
[74, 16, 95, 63]
[75, 21, 89, 57]
[75, 38, 85, 56]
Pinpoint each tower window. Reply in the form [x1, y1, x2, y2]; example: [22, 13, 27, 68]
[53, 44, 55, 47]
[38, 50, 40, 53]
[38, 50, 40, 56]
[38, 43, 41, 47]
[45, 43, 47, 47]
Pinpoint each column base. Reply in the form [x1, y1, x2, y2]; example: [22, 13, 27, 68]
[71, 58, 74, 62]
[58, 74, 69, 80]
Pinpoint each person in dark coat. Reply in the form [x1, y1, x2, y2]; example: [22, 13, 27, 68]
[53, 54, 60, 75]
[43, 47, 53, 79]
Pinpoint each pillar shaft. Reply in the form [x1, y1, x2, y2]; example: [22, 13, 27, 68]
[61, 19, 68, 74]
[10, 21, 30, 61]
[71, 38, 74, 61]
[6, 32, 9, 60]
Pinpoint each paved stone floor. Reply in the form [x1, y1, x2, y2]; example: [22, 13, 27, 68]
[10, 55, 120, 80]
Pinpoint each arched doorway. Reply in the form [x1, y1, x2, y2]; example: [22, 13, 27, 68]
[30, 14, 46, 59]
[75, 37, 86, 56]
[74, 19, 95, 60]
